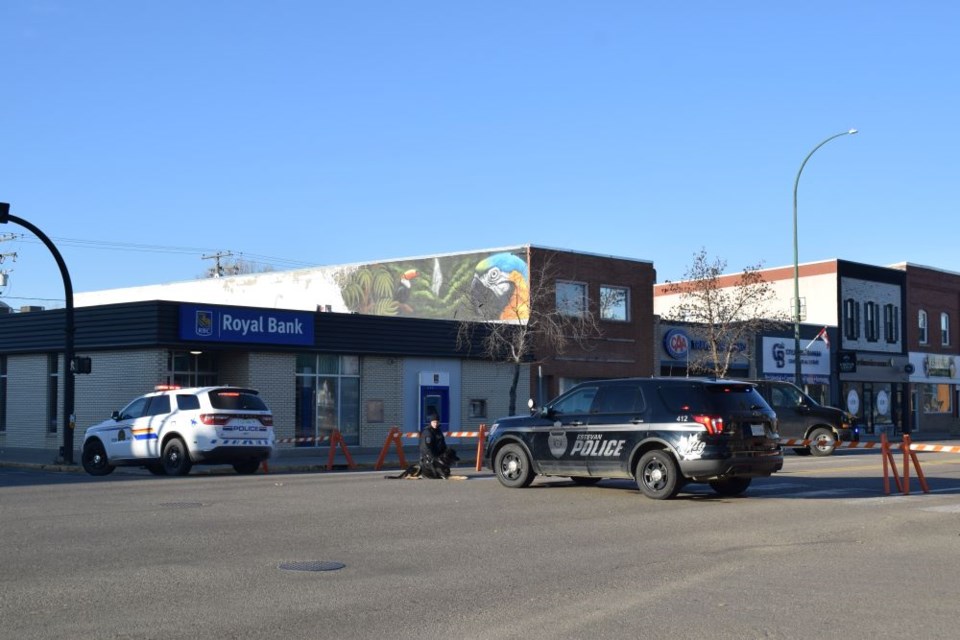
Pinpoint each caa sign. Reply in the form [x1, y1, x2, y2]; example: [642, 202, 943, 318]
[663, 329, 689, 360]
[179, 304, 315, 346]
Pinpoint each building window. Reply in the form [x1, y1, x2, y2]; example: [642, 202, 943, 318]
[919, 309, 928, 344]
[47, 354, 59, 434]
[864, 302, 879, 342]
[556, 280, 587, 317]
[295, 354, 361, 446]
[941, 312, 951, 346]
[920, 383, 952, 414]
[167, 351, 219, 387]
[883, 304, 899, 343]
[843, 299, 860, 340]
[469, 399, 487, 419]
[0, 356, 6, 433]
[599, 285, 630, 321]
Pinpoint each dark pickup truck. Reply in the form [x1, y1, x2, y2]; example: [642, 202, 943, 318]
[747, 380, 858, 456]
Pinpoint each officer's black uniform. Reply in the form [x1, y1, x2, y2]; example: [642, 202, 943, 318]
[419, 420, 455, 479]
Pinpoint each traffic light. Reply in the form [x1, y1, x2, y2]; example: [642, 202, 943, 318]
[71, 356, 92, 374]
[0, 202, 9, 223]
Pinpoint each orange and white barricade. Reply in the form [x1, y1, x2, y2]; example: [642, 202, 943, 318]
[375, 425, 487, 472]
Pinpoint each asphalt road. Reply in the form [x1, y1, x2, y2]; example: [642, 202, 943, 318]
[2, 449, 960, 640]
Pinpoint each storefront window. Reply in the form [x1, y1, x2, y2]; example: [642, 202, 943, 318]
[295, 355, 361, 446]
[920, 383, 952, 414]
[167, 351, 218, 387]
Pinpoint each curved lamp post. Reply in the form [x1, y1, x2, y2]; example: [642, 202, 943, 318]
[793, 129, 857, 386]
[0, 203, 77, 463]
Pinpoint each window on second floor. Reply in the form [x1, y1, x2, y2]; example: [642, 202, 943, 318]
[599, 285, 629, 321]
[942, 312, 951, 346]
[883, 303, 899, 343]
[556, 280, 587, 317]
[919, 309, 928, 344]
[843, 299, 860, 340]
[864, 301, 879, 342]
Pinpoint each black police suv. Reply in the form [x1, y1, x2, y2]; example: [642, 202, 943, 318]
[746, 380, 857, 457]
[484, 377, 783, 499]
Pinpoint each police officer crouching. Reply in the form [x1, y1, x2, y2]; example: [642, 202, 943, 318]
[419, 415, 459, 479]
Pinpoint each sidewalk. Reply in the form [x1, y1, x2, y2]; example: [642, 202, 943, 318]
[0, 443, 485, 475]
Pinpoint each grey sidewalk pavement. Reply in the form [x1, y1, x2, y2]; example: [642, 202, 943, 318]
[0, 442, 487, 475]
[3, 430, 959, 476]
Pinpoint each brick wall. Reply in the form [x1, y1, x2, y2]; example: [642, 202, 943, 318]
[461, 360, 530, 426]
[359, 356, 403, 447]
[242, 352, 296, 443]
[3, 350, 167, 449]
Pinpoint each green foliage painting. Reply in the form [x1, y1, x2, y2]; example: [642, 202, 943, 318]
[334, 249, 529, 321]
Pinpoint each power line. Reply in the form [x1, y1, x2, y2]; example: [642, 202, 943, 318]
[13, 234, 319, 268]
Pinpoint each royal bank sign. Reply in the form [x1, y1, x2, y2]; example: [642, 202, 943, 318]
[179, 304, 315, 346]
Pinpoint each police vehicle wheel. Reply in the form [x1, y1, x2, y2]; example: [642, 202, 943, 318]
[162, 437, 193, 476]
[569, 477, 602, 486]
[709, 476, 752, 496]
[494, 443, 535, 488]
[232, 460, 261, 474]
[635, 450, 680, 500]
[145, 462, 167, 476]
[81, 439, 115, 476]
[808, 428, 836, 457]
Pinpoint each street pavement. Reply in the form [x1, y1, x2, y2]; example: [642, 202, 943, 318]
[0, 441, 485, 475]
[2, 429, 958, 476]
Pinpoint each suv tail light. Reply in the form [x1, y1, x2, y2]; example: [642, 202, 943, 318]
[693, 414, 725, 435]
[198, 413, 272, 426]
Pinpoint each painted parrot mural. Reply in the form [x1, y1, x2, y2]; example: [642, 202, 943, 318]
[471, 252, 530, 321]
[336, 249, 529, 321]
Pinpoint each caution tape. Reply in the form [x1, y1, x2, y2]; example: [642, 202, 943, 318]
[275, 435, 332, 445]
[779, 438, 960, 453]
[778, 438, 882, 449]
[398, 431, 483, 439]
[907, 443, 960, 454]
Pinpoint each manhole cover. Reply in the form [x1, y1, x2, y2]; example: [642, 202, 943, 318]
[278, 561, 345, 572]
[158, 502, 205, 509]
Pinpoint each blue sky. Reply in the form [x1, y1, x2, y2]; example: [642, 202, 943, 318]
[2, 1, 958, 308]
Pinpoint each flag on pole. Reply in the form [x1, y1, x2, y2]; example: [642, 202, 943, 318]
[804, 326, 830, 351]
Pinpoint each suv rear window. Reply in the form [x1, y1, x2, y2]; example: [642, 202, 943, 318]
[658, 382, 764, 413]
[176, 394, 201, 411]
[208, 390, 269, 411]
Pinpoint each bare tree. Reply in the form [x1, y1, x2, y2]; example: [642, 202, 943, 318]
[663, 249, 788, 378]
[200, 254, 276, 279]
[457, 254, 601, 416]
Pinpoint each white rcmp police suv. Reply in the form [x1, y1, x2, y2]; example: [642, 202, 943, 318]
[81, 386, 275, 477]
[484, 377, 783, 499]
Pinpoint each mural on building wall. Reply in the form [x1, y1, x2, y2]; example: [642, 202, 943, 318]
[333, 249, 530, 322]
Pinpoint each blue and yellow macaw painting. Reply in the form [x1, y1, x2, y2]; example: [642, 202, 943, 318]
[334, 248, 530, 322]
[471, 252, 530, 321]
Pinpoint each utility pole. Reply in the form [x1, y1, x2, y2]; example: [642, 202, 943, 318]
[0, 234, 18, 289]
[202, 251, 233, 278]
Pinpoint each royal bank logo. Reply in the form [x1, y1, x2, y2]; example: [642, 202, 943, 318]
[195, 310, 214, 337]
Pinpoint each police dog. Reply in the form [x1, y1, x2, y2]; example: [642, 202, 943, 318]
[385, 448, 461, 480]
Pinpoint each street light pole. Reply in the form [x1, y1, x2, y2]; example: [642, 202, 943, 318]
[793, 129, 857, 387]
[0, 203, 77, 463]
